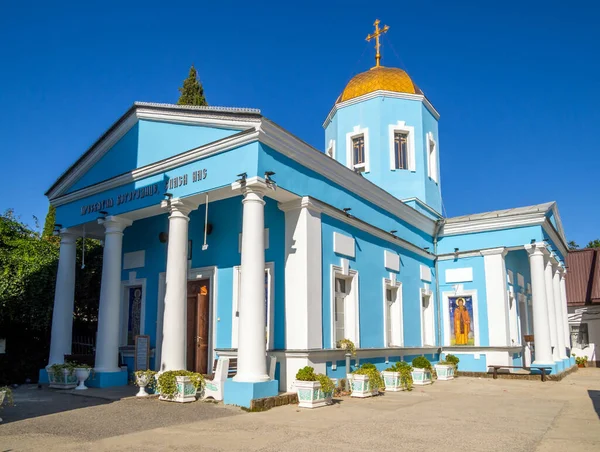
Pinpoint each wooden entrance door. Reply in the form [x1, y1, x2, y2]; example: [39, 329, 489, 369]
[186, 279, 210, 374]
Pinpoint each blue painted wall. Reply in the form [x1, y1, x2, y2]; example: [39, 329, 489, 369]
[438, 225, 544, 255]
[438, 255, 489, 346]
[324, 95, 441, 212]
[320, 214, 436, 350]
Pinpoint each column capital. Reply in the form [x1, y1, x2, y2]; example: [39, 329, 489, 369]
[57, 228, 79, 244]
[525, 242, 549, 257]
[278, 196, 322, 215]
[231, 176, 269, 197]
[161, 197, 200, 218]
[480, 247, 508, 257]
[98, 216, 132, 234]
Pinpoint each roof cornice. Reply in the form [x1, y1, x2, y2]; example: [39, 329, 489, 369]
[322, 90, 440, 128]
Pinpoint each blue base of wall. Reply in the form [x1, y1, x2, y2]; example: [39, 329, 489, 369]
[569, 356, 575, 366]
[531, 362, 559, 375]
[38, 368, 49, 384]
[223, 379, 279, 408]
[87, 370, 129, 388]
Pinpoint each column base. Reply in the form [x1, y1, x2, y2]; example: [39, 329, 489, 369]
[87, 370, 128, 388]
[223, 379, 278, 408]
[531, 362, 559, 375]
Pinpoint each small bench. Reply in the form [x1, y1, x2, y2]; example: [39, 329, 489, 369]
[206, 358, 238, 380]
[488, 365, 553, 382]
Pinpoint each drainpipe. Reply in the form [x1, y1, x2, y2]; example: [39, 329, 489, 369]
[433, 218, 446, 356]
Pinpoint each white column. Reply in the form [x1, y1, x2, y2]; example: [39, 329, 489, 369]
[95, 216, 132, 372]
[525, 243, 553, 365]
[552, 262, 568, 359]
[160, 198, 198, 372]
[47, 229, 78, 366]
[559, 269, 571, 349]
[544, 256, 561, 363]
[233, 184, 270, 383]
[481, 248, 510, 346]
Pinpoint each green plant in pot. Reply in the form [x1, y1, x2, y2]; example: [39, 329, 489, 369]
[336, 338, 356, 356]
[295, 366, 335, 408]
[411, 356, 433, 386]
[382, 361, 413, 391]
[350, 362, 384, 398]
[47, 361, 79, 389]
[135, 370, 157, 397]
[157, 370, 204, 403]
[575, 355, 588, 367]
[435, 354, 459, 381]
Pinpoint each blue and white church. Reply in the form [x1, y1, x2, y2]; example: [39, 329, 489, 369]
[41, 22, 574, 406]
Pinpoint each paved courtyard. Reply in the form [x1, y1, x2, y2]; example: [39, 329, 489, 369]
[1, 369, 599, 451]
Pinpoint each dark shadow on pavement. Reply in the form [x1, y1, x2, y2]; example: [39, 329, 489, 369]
[588, 390, 600, 419]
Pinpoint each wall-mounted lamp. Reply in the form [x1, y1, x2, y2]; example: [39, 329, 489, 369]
[236, 172, 247, 184]
[530, 239, 536, 244]
[205, 223, 213, 235]
[454, 248, 459, 253]
[343, 208, 352, 217]
[390, 230, 397, 235]
[164, 193, 173, 201]
[424, 246, 430, 250]
[98, 211, 108, 221]
[265, 171, 276, 190]
[158, 232, 169, 243]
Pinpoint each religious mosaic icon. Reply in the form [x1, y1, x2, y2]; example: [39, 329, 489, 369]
[449, 296, 474, 346]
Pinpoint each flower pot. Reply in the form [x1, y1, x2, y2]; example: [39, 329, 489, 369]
[411, 368, 432, 385]
[577, 364, 585, 368]
[434, 364, 455, 381]
[136, 374, 151, 397]
[74, 368, 91, 390]
[158, 376, 197, 403]
[47, 368, 77, 389]
[349, 374, 378, 398]
[295, 380, 333, 408]
[381, 371, 406, 392]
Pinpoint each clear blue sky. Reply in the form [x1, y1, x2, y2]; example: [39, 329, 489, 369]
[1, 0, 598, 246]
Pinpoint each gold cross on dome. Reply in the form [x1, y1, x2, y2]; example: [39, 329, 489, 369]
[366, 19, 390, 68]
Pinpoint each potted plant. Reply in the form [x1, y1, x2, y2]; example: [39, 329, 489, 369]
[574, 355, 588, 368]
[0, 386, 14, 423]
[411, 356, 433, 385]
[74, 363, 93, 390]
[382, 361, 413, 391]
[435, 354, 459, 381]
[47, 362, 78, 389]
[156, 370, 204, 403]
[336, 338, 356, 356]
[294, 366, 334, 408]
[135, 370, 157, 397]
[350, 363, 384, 398]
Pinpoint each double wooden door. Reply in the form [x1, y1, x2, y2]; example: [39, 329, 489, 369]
[186, 279, 210, 374]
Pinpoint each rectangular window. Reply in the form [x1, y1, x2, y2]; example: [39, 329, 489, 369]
[422, 293, 435, 346]
[385, 287, 397, 346]
[428, 136, 438, 183]
[352, 135, 365, 171]
[570, 323, 589, 348]
[334, 277, 347, 343]
[394, 132, 408, 169]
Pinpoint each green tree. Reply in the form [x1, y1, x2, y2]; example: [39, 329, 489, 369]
[42, 204, 57, 239]
[177, 65, 208, 106]
[568, 240, 579, 250]
[587, 239, 600, 249]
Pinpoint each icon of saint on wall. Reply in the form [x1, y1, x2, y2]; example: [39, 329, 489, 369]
[450, 296, 473, 346]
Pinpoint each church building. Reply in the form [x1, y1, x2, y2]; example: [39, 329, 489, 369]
[41, 21, 574, 406]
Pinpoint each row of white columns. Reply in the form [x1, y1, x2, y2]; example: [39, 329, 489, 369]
[48, 182, 270, 384]
[525, 242, 570, 367]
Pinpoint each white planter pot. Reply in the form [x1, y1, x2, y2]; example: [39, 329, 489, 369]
[47, 368, 78, 389]
[435, 364, 455, 381]
[295, 380, 333, 408]
[349, 374, 379, 398]
[158, 376, 197, 403]
[74, 368, 91, 390]
[381, 371, 407, 392]
[411, 368, 432, 385]
[136, 374, 151, 397]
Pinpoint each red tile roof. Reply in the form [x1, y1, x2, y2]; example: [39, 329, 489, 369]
[566, 248, 600, 305]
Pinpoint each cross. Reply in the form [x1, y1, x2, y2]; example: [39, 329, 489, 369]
[366, 19, 389, 68]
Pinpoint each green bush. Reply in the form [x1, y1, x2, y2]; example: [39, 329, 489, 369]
[384, 361, 413, 390]
[443, 354, 460, 369]
[352, 362, 384, 391]
[156, 370, 204, 399]
[412, 356, 432, 370]
[295, 366, 334, 394]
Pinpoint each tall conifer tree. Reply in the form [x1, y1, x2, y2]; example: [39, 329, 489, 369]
[42, 204, 56, 239]
[177, 65, 208, 106]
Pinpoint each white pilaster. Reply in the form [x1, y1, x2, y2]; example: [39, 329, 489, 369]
[543, 256, 561, 363]
[47, 229, 78, 366]
[280, 197, 323, 350]
[552, 262, 568, 359]
[95, 216, 132, 372]
[481, 248, 510, 346]
[525, 243, 553, 365]
[233, 183, 270, 383]
[159, 198, 199, 371]
[559, 268, 570, 350]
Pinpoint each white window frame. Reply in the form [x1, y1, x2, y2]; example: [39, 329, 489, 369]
[442, 289, 480, 347]
[383, 278, 403, 347]
[346, 125, 370, 173]
[388, 121, 416, 171]
[232, 262, 275, 351]
[508, 289, 519, 346]
[426, 132, 439, 183]
[330, 264, 360, 348]
[326, 139, 336, 159]
[420, 287, 436, 346]
[120, 276, 147, 347]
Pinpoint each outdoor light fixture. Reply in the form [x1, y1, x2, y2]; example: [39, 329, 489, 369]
[454, 248, 459, 253]
[97, 211, 108, 221]
[424, 246, 430, 250]
[236, 172, 247, 184]
[390, 230, 397, 235]
[343, 208, 352, 217]
[530, 239, 536, 244]
[264, 171, 277, 190]
[164, 193, 173, 200]
[158, 232, 169, 243]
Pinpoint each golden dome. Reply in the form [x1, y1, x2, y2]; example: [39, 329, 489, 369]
[336, 66, 422, 104]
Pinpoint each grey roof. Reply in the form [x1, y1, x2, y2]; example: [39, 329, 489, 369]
[133, 101, 261, 115]
[446, 202, 555, 223]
